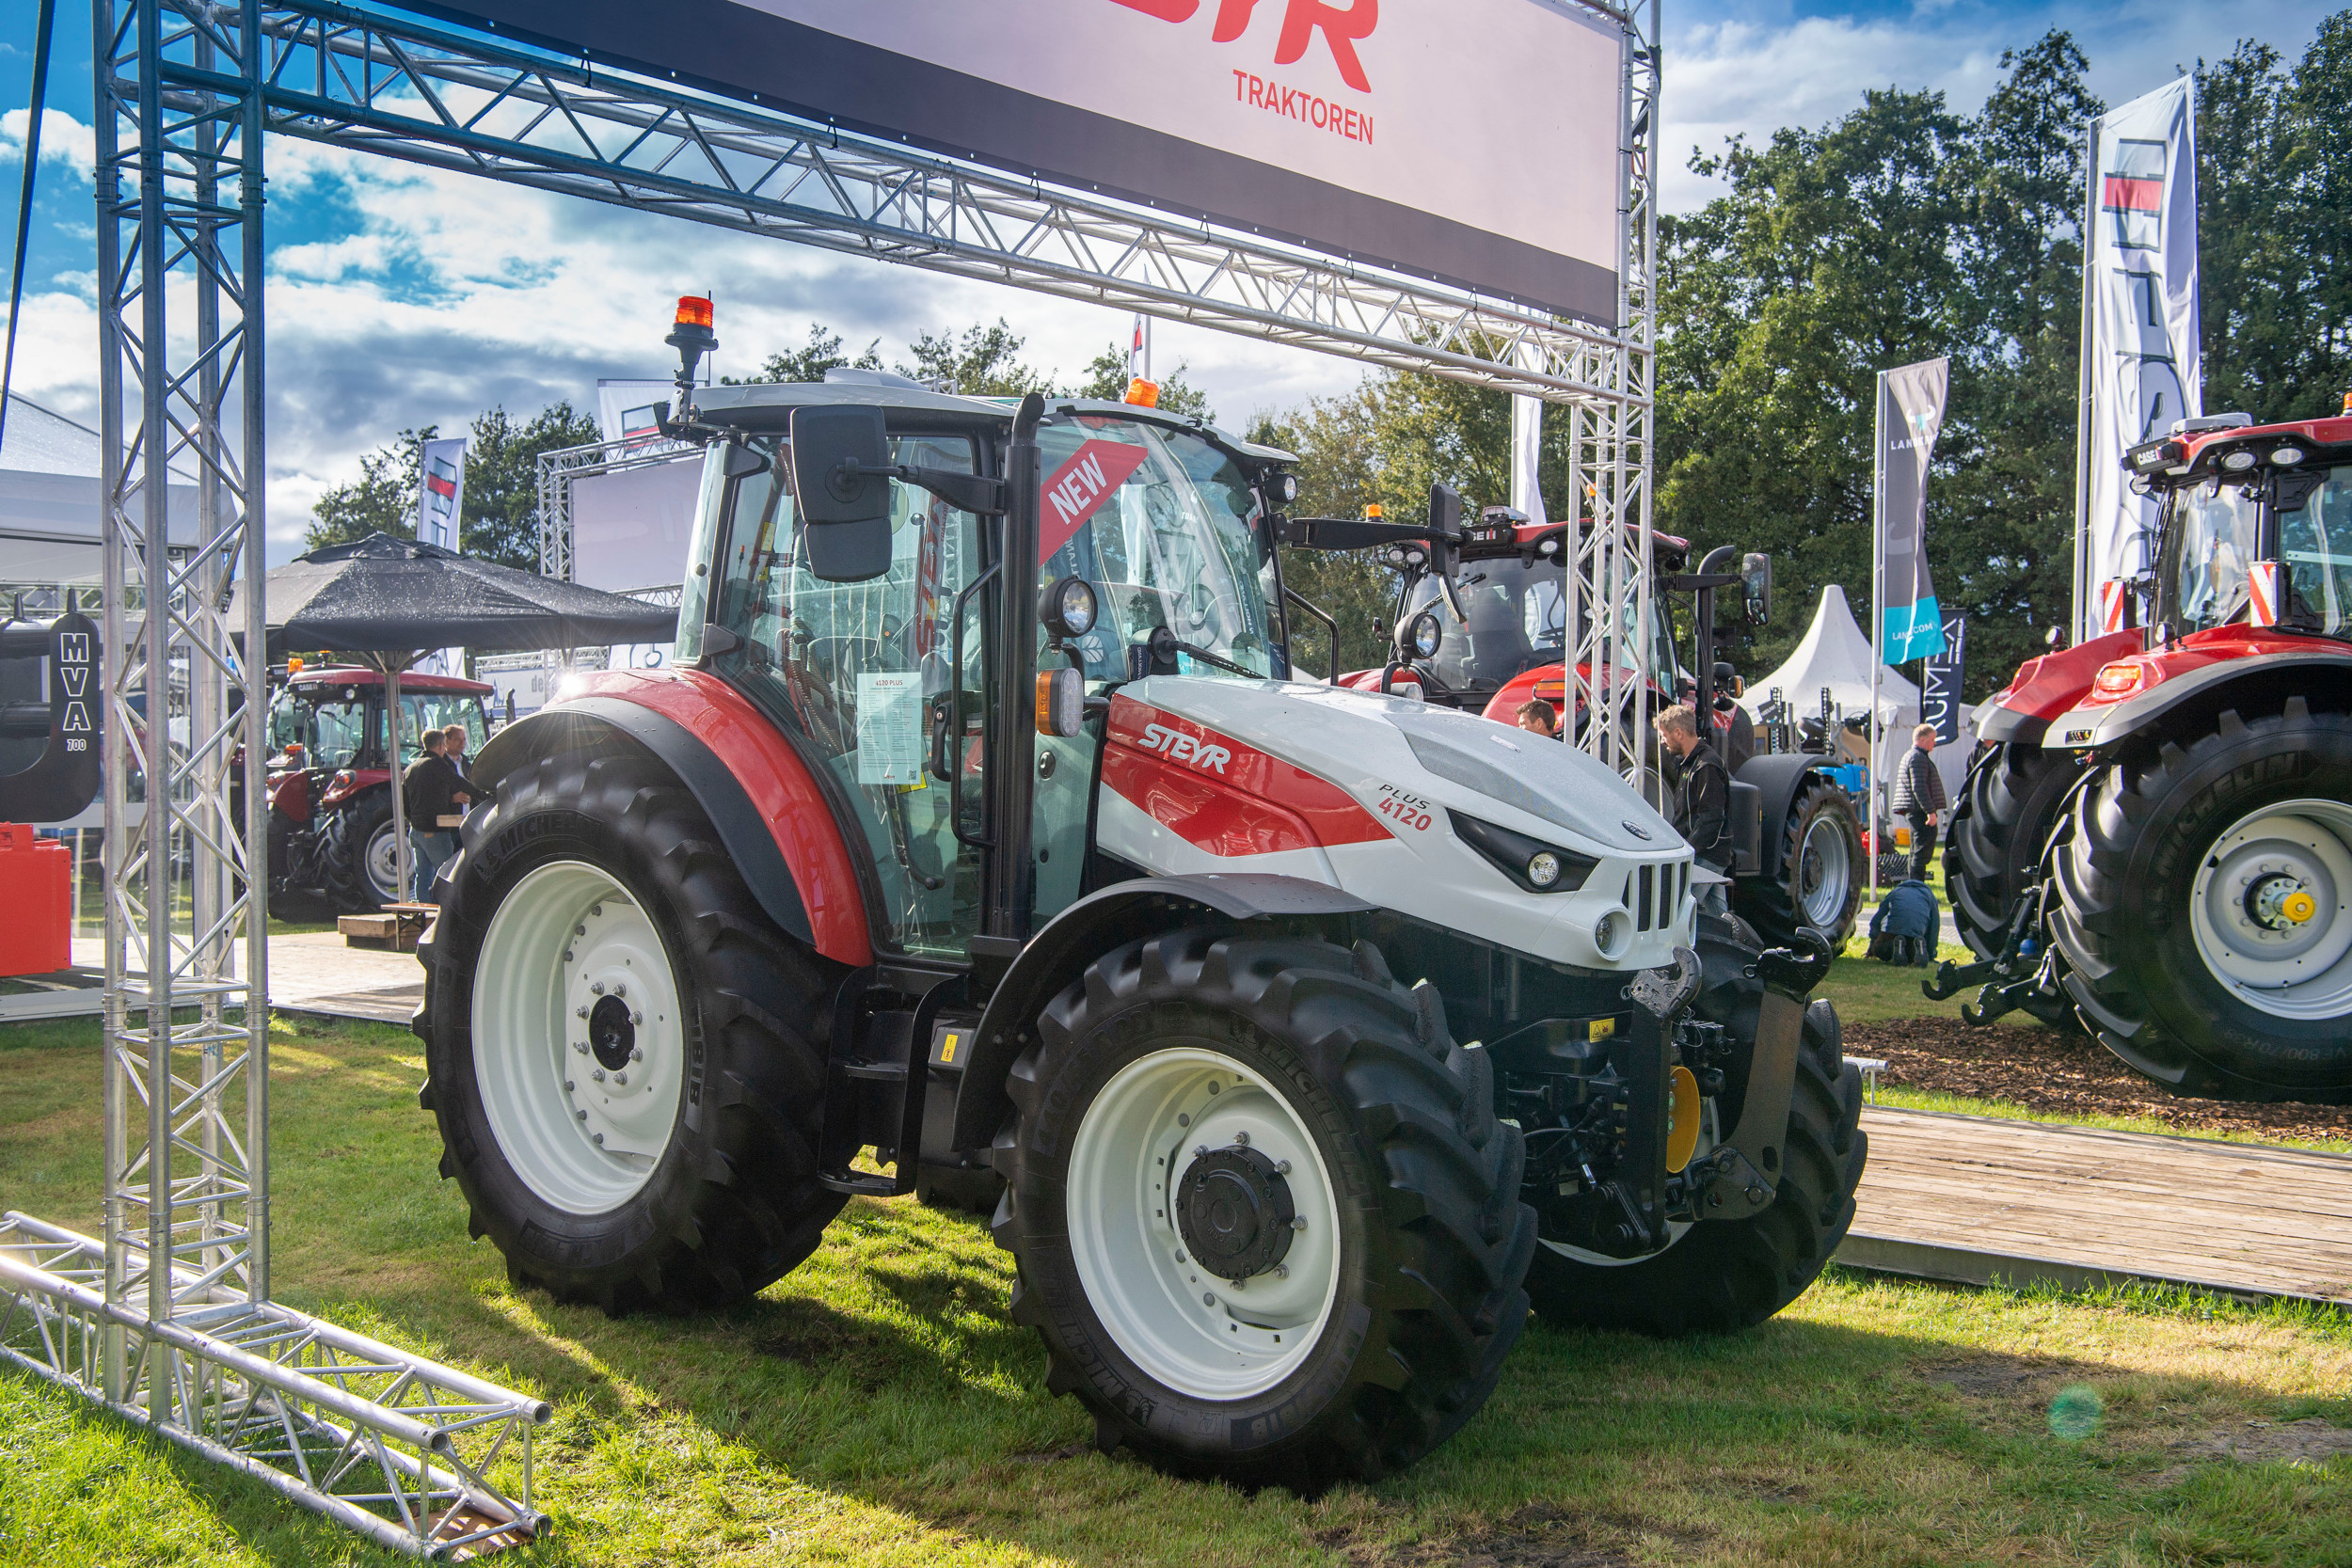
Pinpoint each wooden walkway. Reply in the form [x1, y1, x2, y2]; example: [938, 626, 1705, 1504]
[1839, 1106, 2352, 1306]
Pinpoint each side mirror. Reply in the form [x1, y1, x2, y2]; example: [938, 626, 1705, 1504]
[1740, 552, 1772, 626]
[1425, 483, 1468, 623]
[1426, 481, 1464, 539]
[787, 404, 896, 582]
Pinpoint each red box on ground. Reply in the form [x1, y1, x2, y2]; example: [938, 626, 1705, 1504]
[0, 823, 72, 976]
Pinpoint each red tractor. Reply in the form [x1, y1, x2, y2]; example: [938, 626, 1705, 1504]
[1941, 401, 2352, 1100]
[264, 665, 492, 911]
[1289, 507, 1865, 954]
[413, 308, 1867, 1489]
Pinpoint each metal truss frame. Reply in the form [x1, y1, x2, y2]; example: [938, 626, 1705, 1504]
[0, 0, 1658, 1554]
[0, 0, 546, 1556]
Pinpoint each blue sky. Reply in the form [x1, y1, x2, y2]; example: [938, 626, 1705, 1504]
[0, 1, 2336, 563]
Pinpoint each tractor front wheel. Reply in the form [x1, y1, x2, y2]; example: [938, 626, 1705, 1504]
[1946, 741, 2078, 961]
[417, 752, 845, 1312]
[1736, 777, 1863, 953]
[321, 791, 401, 911]
[2051, 701, 2352, 1101]
[993, 927, 1534, 1488]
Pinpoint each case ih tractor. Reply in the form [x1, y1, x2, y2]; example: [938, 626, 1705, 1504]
[1942, 402, 2352, 1099]
[413, 302, 1867, 1488]
[264, 665, 492, 911]
[1290, 508, 1865, 954]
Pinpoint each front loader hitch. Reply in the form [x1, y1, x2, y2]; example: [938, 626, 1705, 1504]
[1706, 931, 1831, 1221]
[1923, 878, 2073, 1028]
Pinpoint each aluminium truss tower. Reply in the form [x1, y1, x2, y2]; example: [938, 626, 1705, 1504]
[1, 0, 1659, 1553]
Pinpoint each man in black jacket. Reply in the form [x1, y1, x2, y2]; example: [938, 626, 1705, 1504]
[1654, 703, 1730, 916]
[400, 731, 467, 902]
[1891, 722, 1947, 880]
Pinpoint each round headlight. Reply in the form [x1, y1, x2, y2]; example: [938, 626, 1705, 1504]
[1040, 575, 1099, 640]
[1269, 471, 1299, 504]
[1527, 850, 1562, 888]
[2220, 449, 2258, 471]
[1593, 910, 1629, 959]
[2271, 445, 2307, 467]
[1406, 609, 1444, 660]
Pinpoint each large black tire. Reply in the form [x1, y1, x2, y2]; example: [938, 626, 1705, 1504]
[321, 790, 399, 911]
[993, 927, 1535, 1488]
[2049, 701, 2352, 1102]
[1524, 917, 1867, 1337]
[1735, 778, 1863, 953]
[1946, 741, 2077, 959]
[416, 751, 847, 1313]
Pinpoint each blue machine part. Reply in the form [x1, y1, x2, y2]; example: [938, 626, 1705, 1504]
[1823, 762, 1867, 797]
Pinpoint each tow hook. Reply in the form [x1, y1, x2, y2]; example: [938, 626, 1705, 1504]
[1705, 931, 1831, 1220]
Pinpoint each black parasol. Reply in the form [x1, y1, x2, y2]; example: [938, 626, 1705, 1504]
[233, 532, 680, 906]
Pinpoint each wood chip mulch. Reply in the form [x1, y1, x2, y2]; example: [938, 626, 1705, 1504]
[1841, 1017, 2352, 1148]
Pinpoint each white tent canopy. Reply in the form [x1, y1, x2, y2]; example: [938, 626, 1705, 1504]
[1738, 583, 1919, 724]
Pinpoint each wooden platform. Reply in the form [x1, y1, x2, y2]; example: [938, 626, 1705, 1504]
[338, 906, 434, 953]
[1839, 1106, 2352, 1306]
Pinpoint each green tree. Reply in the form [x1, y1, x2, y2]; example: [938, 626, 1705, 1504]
[1074, 343, 1214, 421]
[727, 321, 882, 386]
[898, 319, 1053, 397]
[304, 400, 599, 568]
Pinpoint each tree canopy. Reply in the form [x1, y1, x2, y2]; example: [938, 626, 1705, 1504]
[302, 401, 601, 569]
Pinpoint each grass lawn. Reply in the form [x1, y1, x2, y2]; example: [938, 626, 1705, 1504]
[5, 1013, 2352, 1565]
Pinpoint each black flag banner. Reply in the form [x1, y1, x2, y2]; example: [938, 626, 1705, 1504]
[1919, 611, 1967, 745]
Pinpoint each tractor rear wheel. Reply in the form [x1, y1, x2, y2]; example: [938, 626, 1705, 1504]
[2050, 701, 2352, 1101]
[993, 927, 1534, 1488]
[1946, 741, 2077, 958]
[417, 751, 846, 1312]
[1523, 918, 1866, 1337]
[322, 791, 400, 911]
[1736, 778, 1863, 953]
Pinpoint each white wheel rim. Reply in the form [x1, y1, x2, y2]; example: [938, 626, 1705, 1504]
[470, 860, 686, 1213]
[1798, 815, 1851, 927]
[1064, 1047, 1343, 1400]
[367, 816, 400, 902]
[1537, 1101, 1716, 1267]
[2188, 798, 2352, 1021]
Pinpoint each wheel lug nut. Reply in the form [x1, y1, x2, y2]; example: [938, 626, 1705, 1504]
[592, 1132, 605, 1146]
[613, 983, 626, 997]
[575, 924, 586, 937]
[630, 1047, 643, 1062]
[1233, 1130, 1249, 1146]
[591, 1069, 605, 1082]
[591, 982, 604, 995]
[613, 1071, 628, 1085]
[1195, 1145, 1209, 1159]
[572, 1040, 587, 1053]
[591, 904, 602, 916]
[1203, 1292, 1216, 1306]
[564, 1080, 575, 1091]
[1276, 1160, 1292, 1175]
[562, 950, 574, 962]
[631, 1012, 643, 1025]
[576, 1006, 589, 1019]
[1291, 1217, 1307, 1231]
[1274, 1263, 1289, 1278]
[576, 1109, 587, 1121]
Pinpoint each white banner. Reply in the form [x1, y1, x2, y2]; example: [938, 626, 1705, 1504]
[456, 0, 1624, 320]
[415, 436, 467, 550]
[1509, 394, 1547, 528]
[2075, 76, 2201, 640]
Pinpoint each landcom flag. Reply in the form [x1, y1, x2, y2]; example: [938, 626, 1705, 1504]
[2074, 75, 2201, 641]
[1876, 356, 1948, 664]
[433, 0, 1626, 324]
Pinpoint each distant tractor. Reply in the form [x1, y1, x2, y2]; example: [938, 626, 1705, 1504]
[1943, 402, 2352, 1100]
[413, 301, 1867, 1490]
[264, 665, 491, 911]
[1290, 507, 1865, 954]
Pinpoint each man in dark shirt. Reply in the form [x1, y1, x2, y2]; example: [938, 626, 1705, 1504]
[400, 731, 463, 902]
[1653, 703, 1731, 916]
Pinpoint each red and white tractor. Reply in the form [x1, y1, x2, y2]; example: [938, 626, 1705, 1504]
[414, 301, 1867, 1488]
[1941, 401, 2352, 1100]
[264, 665, 492, 911]
[1290, 508, 1865, 954]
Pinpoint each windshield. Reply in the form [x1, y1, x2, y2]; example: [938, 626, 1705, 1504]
[275, 687, 485, 769]
[1402, 558, 1679, 690]
[1036, 415, 1277, 681]
[2156, 466, 2352, 639]
[2281, 465, 2352, 635]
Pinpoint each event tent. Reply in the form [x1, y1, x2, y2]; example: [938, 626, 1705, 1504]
[0, 392, 197, 592]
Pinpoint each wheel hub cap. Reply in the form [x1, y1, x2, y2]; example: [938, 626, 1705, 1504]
[589, 994, 636, 1069]
[1177, 1145, 1295, 1282]
[2188, 799, 2352, 1021]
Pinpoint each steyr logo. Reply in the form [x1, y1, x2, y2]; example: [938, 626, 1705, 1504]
[1138, 721, 1232, 774]
[1109, 0, 1377, 92]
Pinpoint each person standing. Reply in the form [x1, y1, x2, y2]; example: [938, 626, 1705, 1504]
[1652, 703, 1730, 917]
[1891, 721, 1947, 881]
[442, 722, 474, 798]
[400, 730, 460, 902]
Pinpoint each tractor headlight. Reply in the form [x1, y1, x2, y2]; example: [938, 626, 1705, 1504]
[2271, 445, 2306, 467]
[1448, 809, 1596, 894]
[1041, 575, 1099, 641]
[1402, 609, 1444, 662]
[2220, 449, 2258, 472]
[1266, 471, 1299, 505]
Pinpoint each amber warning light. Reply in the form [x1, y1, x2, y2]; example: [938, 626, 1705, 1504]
[675, 295, 714, 329]
[1123, 377, 1160, 409]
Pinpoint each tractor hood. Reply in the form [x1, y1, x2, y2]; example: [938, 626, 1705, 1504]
[1099, 677, 1692, 973]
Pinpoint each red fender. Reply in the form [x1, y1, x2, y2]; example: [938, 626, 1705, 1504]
[562, 669, 876, 968]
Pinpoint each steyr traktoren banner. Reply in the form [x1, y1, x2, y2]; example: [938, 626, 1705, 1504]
[423, 0, 1627, 323]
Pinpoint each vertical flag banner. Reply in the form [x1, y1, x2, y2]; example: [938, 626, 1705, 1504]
[1509, 393, 1549, 529]
[1875, 356, 1949, 664]
[2074, 76, 2200, 640]
[416, 436, 468, 550]
[1919, 612, 1967, 744]
[1127, 313, 1150, 382]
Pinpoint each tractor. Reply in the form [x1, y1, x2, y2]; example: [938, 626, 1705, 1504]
[263, 665, 492, 911]
[1940, 400, 2352, 1100]
[413, 299, 1867, 1488]
[1287, 506, 1865, 954]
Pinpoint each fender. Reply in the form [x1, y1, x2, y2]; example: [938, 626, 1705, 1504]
[1974, 628, 2143, 747]
[949, 873, 1375, 1153]
[2045, 644, 2352, 752]
[1730, 752, 1830, 881]
[470, 678, 873, 967]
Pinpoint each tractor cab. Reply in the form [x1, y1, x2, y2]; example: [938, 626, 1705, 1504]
[2135, 428, 2352, 641]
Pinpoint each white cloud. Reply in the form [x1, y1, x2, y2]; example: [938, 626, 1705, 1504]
[0, 108, 96, 178]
